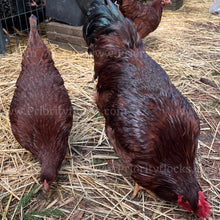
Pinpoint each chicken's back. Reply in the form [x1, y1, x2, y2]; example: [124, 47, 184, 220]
[98, 50, 199, 167]
[10, 63, 72, 161]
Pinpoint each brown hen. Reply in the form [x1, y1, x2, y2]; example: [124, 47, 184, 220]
[83, 0, 211, 218]
[9, 15, 73, 192]
[114, 0, 171, 38]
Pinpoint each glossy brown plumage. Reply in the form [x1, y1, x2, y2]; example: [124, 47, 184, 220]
[83, 0, 211, 218]
[9, 15, 73, 191]
[116, 0, 171, 38]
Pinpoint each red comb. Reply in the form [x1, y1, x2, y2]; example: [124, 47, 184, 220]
[196, 191, 211, 218]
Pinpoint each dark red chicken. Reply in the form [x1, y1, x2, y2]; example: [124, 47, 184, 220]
[9, 15, 73, 192]
[83, 0, 211, 218]
[113, 0, 171, 38]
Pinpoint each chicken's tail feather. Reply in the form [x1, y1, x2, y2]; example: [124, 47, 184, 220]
[83, 0, 142, 50]
[29, 14, 37, 31]
[83, 0, 123, 44]
[22, 14, 53, 65]
[28, 14, 41, 43]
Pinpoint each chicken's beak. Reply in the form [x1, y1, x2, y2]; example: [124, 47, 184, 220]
[44, 179, 50, 192]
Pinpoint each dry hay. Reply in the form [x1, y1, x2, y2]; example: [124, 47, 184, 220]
[0, 0, 219, 219]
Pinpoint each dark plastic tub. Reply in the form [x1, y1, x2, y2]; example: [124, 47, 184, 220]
[46, 0, 93, 26]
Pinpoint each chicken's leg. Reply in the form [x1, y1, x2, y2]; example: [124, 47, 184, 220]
[132, 183, 156, 199]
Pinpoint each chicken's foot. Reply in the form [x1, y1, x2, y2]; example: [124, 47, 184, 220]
[132, 183, 156, 199]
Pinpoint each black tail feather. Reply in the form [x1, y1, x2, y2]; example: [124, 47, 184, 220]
[83, 0, 129, 45]
[29, 14, 37, 31]
[83, 0, 142, 51]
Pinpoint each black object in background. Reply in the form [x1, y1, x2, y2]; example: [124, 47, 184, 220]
[0, 21, 6, 54]
[46, 0, 94, 26]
